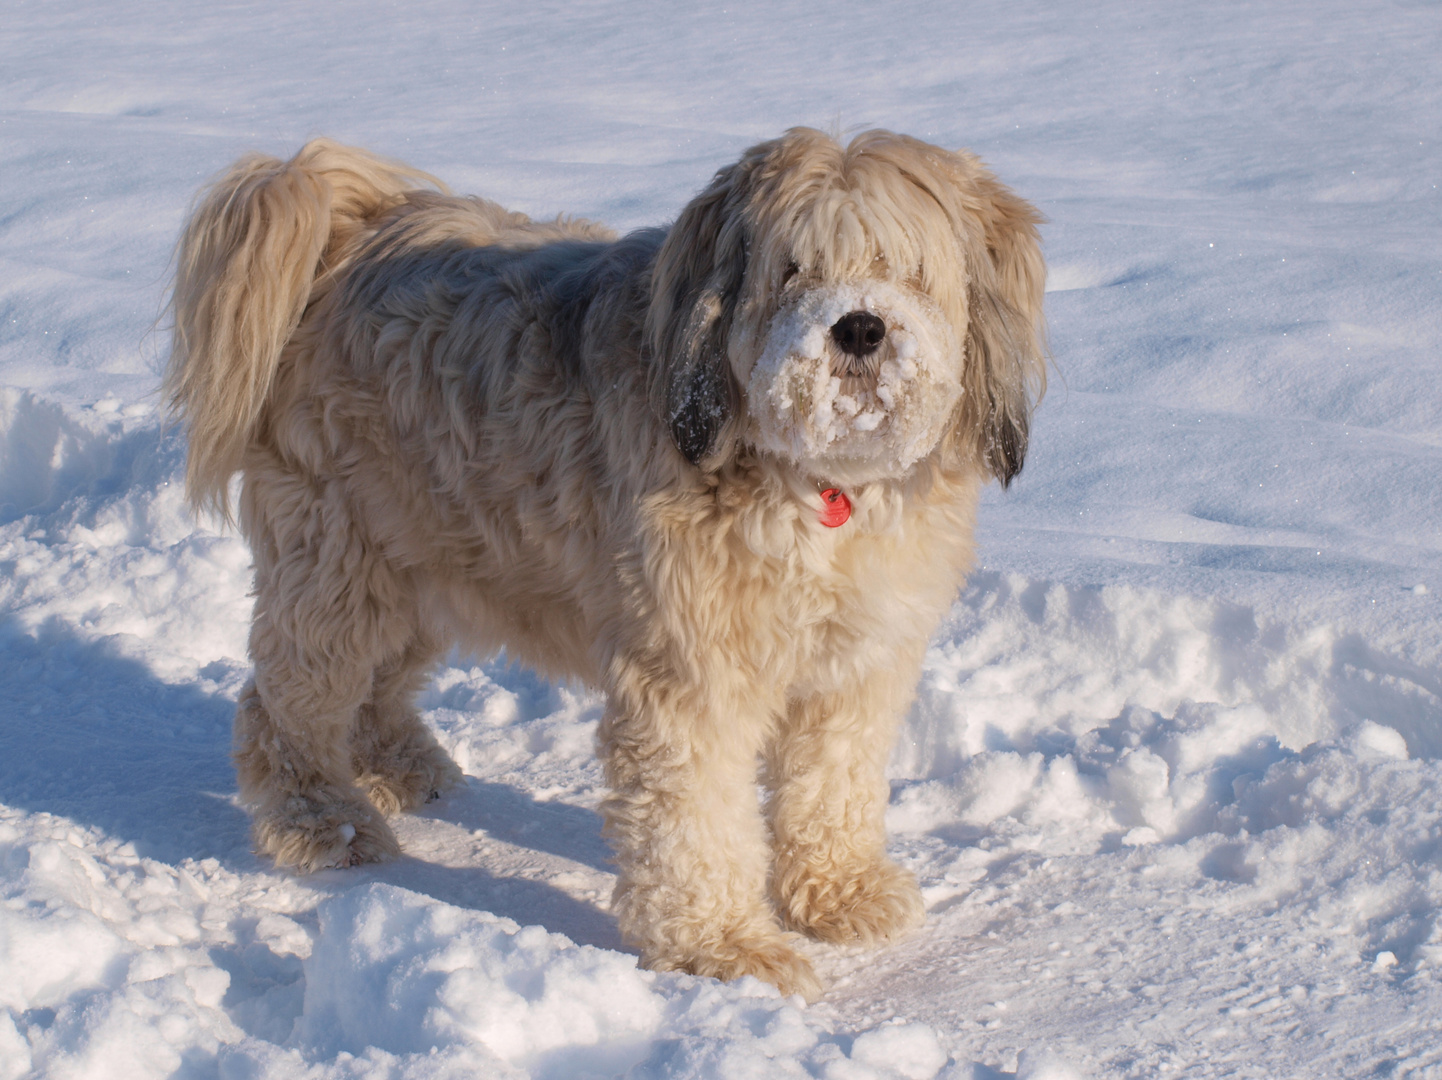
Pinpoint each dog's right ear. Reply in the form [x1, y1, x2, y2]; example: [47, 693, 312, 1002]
[647, 156, 756, 468]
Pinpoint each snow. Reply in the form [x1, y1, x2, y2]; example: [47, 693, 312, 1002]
[2, 0, 1441, 1076]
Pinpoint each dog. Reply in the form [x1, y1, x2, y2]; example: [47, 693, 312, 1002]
[165, 128, 1046, 999]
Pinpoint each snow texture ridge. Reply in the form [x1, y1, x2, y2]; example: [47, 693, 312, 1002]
[2, 0, 1441, 1076]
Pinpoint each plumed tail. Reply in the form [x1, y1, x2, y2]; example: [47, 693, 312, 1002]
[164, 139, 446, 519]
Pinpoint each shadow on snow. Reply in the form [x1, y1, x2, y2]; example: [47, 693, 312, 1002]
[0, 615, 620, 949]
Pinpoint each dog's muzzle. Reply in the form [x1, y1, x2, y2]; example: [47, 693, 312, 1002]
[746, 279, 961, 481]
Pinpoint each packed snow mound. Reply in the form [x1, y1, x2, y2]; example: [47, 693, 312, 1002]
[0, 831, 953, 1080]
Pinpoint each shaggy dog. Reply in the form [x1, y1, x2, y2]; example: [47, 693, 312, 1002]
[166, 129, 1046, 999]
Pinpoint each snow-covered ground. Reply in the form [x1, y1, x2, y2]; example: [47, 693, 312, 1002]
[2, 1, 1441, 1076]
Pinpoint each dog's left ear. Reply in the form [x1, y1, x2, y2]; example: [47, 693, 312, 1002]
[954, 159, 1048, 487]
[647, 152, 759, 468]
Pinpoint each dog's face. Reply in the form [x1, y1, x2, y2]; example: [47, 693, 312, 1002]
[737, 255, 964, 486]
[649, 128, 1047, 487]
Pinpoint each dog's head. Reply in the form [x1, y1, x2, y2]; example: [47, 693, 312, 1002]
[649, 128, 1046, 487]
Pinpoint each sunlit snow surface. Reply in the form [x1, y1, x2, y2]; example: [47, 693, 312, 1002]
[2, 1, 1441, 1077]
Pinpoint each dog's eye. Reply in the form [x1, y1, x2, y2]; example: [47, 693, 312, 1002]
[782, 261, 800, 285]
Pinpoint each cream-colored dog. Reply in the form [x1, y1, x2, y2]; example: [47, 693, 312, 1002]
[166, 129, 1045, 999]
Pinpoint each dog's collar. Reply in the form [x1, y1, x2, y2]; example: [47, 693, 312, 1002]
[817, 484, 851, 528]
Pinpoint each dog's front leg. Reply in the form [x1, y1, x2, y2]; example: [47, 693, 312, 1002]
[766, 650, 927, 947]
[598, 665, 822, 1000]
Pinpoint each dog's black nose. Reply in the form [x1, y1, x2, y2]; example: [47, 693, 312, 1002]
[830, 311, 886, 357]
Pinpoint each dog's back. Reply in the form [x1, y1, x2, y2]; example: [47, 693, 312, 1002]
[166, 140, 657, 508]
[166, 141, 688, 681]
[306, 210, 678, 676]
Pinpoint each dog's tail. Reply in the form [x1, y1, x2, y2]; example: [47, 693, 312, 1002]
[164, 139, 446, 519]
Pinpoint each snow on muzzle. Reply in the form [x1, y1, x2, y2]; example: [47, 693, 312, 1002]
[744, 280, 962, 481]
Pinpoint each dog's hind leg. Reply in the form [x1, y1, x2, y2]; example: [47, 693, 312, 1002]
[598, 663, 823, 1000]
[766, 655, 927, 946]
[233, 484, 413, 872]
[351, 635, 465, 815]
[233, 677, 396, 871]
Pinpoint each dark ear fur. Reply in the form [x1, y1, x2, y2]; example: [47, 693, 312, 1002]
[647, 155, 756, 467]
[962, 169, 1048, 487]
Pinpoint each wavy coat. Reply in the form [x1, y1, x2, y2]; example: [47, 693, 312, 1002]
[166, 129, 1046, 998]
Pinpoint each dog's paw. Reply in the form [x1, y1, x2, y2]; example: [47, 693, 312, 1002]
[356, 742, 464, 816]
[253, 790, 400, 872]
[715, 934, 824, 1001]
[777, 857, 925, 946]
[648, 931, 824, 1001]
[356, 744, 461, 813]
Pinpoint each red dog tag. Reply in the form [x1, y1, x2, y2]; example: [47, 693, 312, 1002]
[819, 487, 851, 527]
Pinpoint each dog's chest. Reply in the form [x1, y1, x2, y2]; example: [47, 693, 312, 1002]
[678, 483, 972, 689]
